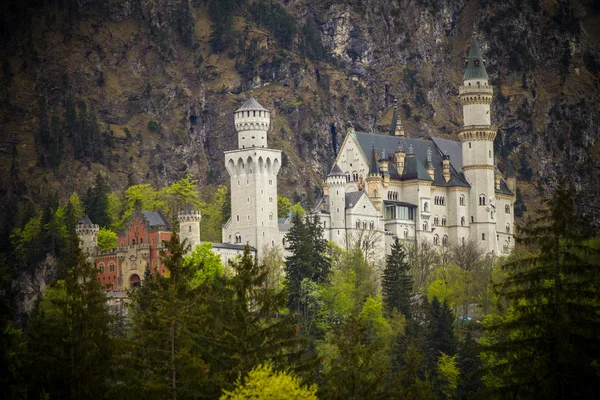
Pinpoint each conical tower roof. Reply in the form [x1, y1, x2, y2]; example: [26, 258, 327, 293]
[328, 164, 345, 177]
[236, 95, 268, 112]
[389, 100, 399, 136]
[463, 29, 489, 81]
[78, 215, 94, 225]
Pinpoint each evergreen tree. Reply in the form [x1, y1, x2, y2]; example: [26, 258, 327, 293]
[284, 213, 330, 315]
[85, 173, 111, 227]
[382, 238, 412, 319]
[25, 238, 114, 399]
[428, 297, 458, 359]
[481, 183, 600, 398]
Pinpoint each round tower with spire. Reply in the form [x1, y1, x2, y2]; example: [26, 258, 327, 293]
[224, 93, 281, 256]
[458, 27, 497, 253]
[327, 164, 347, 243]
[178, 204, 201, 252]
[76, 215, 99, 256]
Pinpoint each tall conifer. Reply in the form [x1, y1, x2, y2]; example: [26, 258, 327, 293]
[382, 238, 412, 319]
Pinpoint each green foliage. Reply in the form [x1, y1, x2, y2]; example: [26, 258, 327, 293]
[175, 0, 195, 48]
[85, 173, 111, 227]
[277, 195, 292, 218]
[427, 297, 458, 360]
[183, 242, 224, 287]
[97, 228, 116, 251]
[24, 242, 115, 399]
[284, 214, 331, 316]
[220, 363, 318, 400]
[299, 18, 329, 61]
[382, 238, 412, 319]
[481, 183, 600, 398]
[199, 185, 230, 242]
[205, 0, 245, 52]
[437, 353, 460, 399]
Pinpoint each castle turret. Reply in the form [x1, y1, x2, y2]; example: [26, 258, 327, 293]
[395, 143, 406, 175]
[76, 215, 99, 256]
[459, 28, 497, 253]
[327, 164, 347, 243]
[389, 99, 404, 137]
[178, 203, 201, 252]
[442, 154, 451, 183]
[425, 147, 435, 178]
[234, 93, 271, 149]
[366, 146, 383, 212]
[224, 94, 281, 256]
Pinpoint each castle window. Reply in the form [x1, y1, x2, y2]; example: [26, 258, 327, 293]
[442, 217, 447, 226]
[132, 239, 136, 245]
[152, 238, 155, 245]
[506, 224, 510, 234]
[369, 221, 374, 230]
[479, 195, 486, 206]
[462, 237, 465, 245]
[505, 204, 510, 214]
[247, 197, 250, 203]
[434, 216, 439, 226]
[404, 229, 409, 239]
[489, 150, 492, 158]
[109, 263, 115, 272]
[423, 221, 428, 231]
[443, 235, 449, 247]
[363, 221, 367, 229]
[424, 202, 429, 212]
[434, 234, 439, 246]
[235, 233, 242, 244]
[253, 111, 256, 117]
[282, 238, 286, 247]
[99, 264, 105, 273]
[471, 216, 474, 223]
[491, 212, 494, 219]
[237, 180, 240, 186]
[482, 233, 486, 241]
[323, 221, 327, 228]
[469, 142, 472, 149]
[269, 197, 273, 203]
[140, 238, 143, 244]
[461, 216, 465, 226]
[236, 215, 240, 222]
[356, 221, 360, 229]
[189, 226, 192, 232]
[460, 195, 465, 206]
[248, 215, 250, 220]
[269, 179, 273, 185]
[269, 213, 273, 221]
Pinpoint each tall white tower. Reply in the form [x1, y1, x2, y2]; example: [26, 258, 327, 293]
[76, 215, 99, 256]
[223, 94, 281, 256]
[458, 28, 497, 253]
[327, 164, 347, 245]
[178, 203, 201, 252]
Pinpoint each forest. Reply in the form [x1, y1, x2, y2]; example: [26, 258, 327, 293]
[1, 178, 600, 399]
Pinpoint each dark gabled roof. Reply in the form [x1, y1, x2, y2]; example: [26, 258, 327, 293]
[402, 154, 433, 181]
[463, 30, 489, 81]
[78, 215, 94, 225]
[345, 191, 366, 208]
[236, 96, 268, 112]
[212, 242, 257, 252]
[353, 132, 469, 187]
[506, 159, 515, 178]
[141, 211, 172, 230]
[328, 164, 345, 176]
[496, 179, 514, 196]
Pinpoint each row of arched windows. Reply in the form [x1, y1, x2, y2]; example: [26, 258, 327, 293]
[98, 263, 116, 273]
[388, 191, 399, 200]
[434, 196, 445, 206]
[344, 172, 360, 182]
[433, 234, 449, 247]
[355, 220, 375, 230]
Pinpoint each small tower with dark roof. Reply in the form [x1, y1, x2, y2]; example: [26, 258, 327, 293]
[178, 203, 201, 252]
[327, 164, 347, 242]
[389, 99, 404, 137]
[76, 215, 99, 256]
[234, 92, 270, 149]
[366, 146, 383, 212]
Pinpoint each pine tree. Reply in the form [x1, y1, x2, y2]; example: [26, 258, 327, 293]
[482, 182, 600, 398]
[428, 297, 458, 359]
[85, 173, 111, 227]
[382, 238, 412, 319]
[284, 213, 331, 315]
[25, 238, 115, 399]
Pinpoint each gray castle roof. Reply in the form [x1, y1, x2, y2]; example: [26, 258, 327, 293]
[328, 164, 345, 176]
[183, 203, 195, 212]
[78, 215, 94, 225]
[353, 131, 470, 187]
[463, 30, 489, 81]
[236, 96, 268, 112]
[141, 211, 172, 230]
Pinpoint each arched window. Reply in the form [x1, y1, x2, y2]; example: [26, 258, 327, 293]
[479, 195, 486, 206]
[441, 216, 447, 226]
[404, 229, 409, 239]
[140, 238, 143, 244]
[434, 196, 438, 205]
[505, 204, 510, 214]
[323, 221, 327, 228]
[235, 233, 242, 244]
[369, 221, 374, 230]
[236, 215, 240, 222]
[482, 233, 486, 241]
[433, 234, 439, 246]
[471, 216, 474, 223]
[461, 237, 465, 246]
[434, 216, 439, 226]
[423, 221, 428, 231]
[442, 235, 448, 247]
[109, 263, 115, 272]
[356, 220, 361, 229]
[98, 263, 105, 273]
[506, 224, 510, 234]
[491, 211, 494, 219]
[461, 216, 465, 226]
[189, 226, 192, 232]
[132, 239, 136, 245]
[424, 202, 429, 212]
[363, 221, 367, 229]
[460, 195, 465, 206]
[269, 213, 274, 221]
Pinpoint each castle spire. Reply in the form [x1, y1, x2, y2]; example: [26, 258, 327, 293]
[463, 28, 488, 82]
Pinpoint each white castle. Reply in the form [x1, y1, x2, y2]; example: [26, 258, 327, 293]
[222, 29, 516, 257]
[81, 31, 515, 291]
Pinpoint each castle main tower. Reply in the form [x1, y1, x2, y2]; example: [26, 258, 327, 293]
[178, 204, 201, 252]
[223, 94, 281, 256]
[327, 164, 347, 245]
[458, 28, 498, 253]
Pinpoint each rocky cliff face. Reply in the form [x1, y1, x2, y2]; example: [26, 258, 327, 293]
[0, 0, 598, 223]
